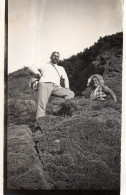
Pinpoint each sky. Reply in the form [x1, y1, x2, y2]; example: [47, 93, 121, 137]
[8, 0, 123, 73]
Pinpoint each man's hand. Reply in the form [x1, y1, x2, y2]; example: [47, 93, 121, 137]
[28, 65, 42, 78]
[35, 72, 41, 79]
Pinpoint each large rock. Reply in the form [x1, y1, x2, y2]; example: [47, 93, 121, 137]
[32, 99, 121, 190]
[8, 99, 37, 125]
[7, 112, 121, 189]
[7, 97, 67, 127]
[7, 125, 52, 189]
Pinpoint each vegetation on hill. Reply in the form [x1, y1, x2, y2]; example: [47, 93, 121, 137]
[58, 32, 123, 95]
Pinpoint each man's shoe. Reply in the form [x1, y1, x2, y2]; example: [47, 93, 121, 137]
[35, 122, 42, 132]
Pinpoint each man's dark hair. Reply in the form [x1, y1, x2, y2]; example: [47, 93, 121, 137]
[51, 51, 60, 57]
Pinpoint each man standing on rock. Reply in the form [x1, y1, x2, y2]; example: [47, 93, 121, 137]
[29, 52, 75, 130]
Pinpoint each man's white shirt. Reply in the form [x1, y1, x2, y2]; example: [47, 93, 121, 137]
[29, 62, 69, 88]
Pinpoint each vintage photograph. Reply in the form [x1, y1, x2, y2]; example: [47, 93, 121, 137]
[6, 0, 123, 194]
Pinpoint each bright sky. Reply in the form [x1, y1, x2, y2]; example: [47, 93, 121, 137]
[8, 0, 123, 73]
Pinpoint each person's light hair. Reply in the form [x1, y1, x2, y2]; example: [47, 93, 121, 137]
[87, 74, 104, 87]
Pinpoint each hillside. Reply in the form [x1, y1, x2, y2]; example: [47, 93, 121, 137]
[7, 32, 122, 192]
[59, 32, 122, 95]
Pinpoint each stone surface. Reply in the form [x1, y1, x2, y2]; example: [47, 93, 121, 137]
[33, 108, 121, 189]
[7, 125, 51, 189]
[8, 99, 37, 125]
[7, 94, 121, 190]
[7, 103, 121, 189]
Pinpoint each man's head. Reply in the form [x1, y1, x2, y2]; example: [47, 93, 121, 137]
[50, 52, 60, 64]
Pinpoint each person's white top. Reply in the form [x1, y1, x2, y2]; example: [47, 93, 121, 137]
[28, 62, 69, 88]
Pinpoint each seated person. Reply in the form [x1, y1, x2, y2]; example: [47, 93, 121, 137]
[87, 74, 117, 102]
[28, 51, 75, 130]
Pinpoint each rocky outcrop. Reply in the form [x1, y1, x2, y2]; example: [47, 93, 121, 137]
[8, 99, 37, 125]
[7, 97, 121, 189]
[35, 111, 120, 189]
[7, 125, 52, 189]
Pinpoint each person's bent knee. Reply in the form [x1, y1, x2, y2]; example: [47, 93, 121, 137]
[65, 89, 75, 99]
[71, 90, 75, 98]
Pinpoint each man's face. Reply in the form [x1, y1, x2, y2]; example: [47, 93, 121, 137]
[50, 52, 60, 64]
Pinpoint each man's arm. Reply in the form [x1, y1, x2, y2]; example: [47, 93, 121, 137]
[61, 67, 69, 88]
[102, 86, 117, 102]
[28, 65, 42, 78]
